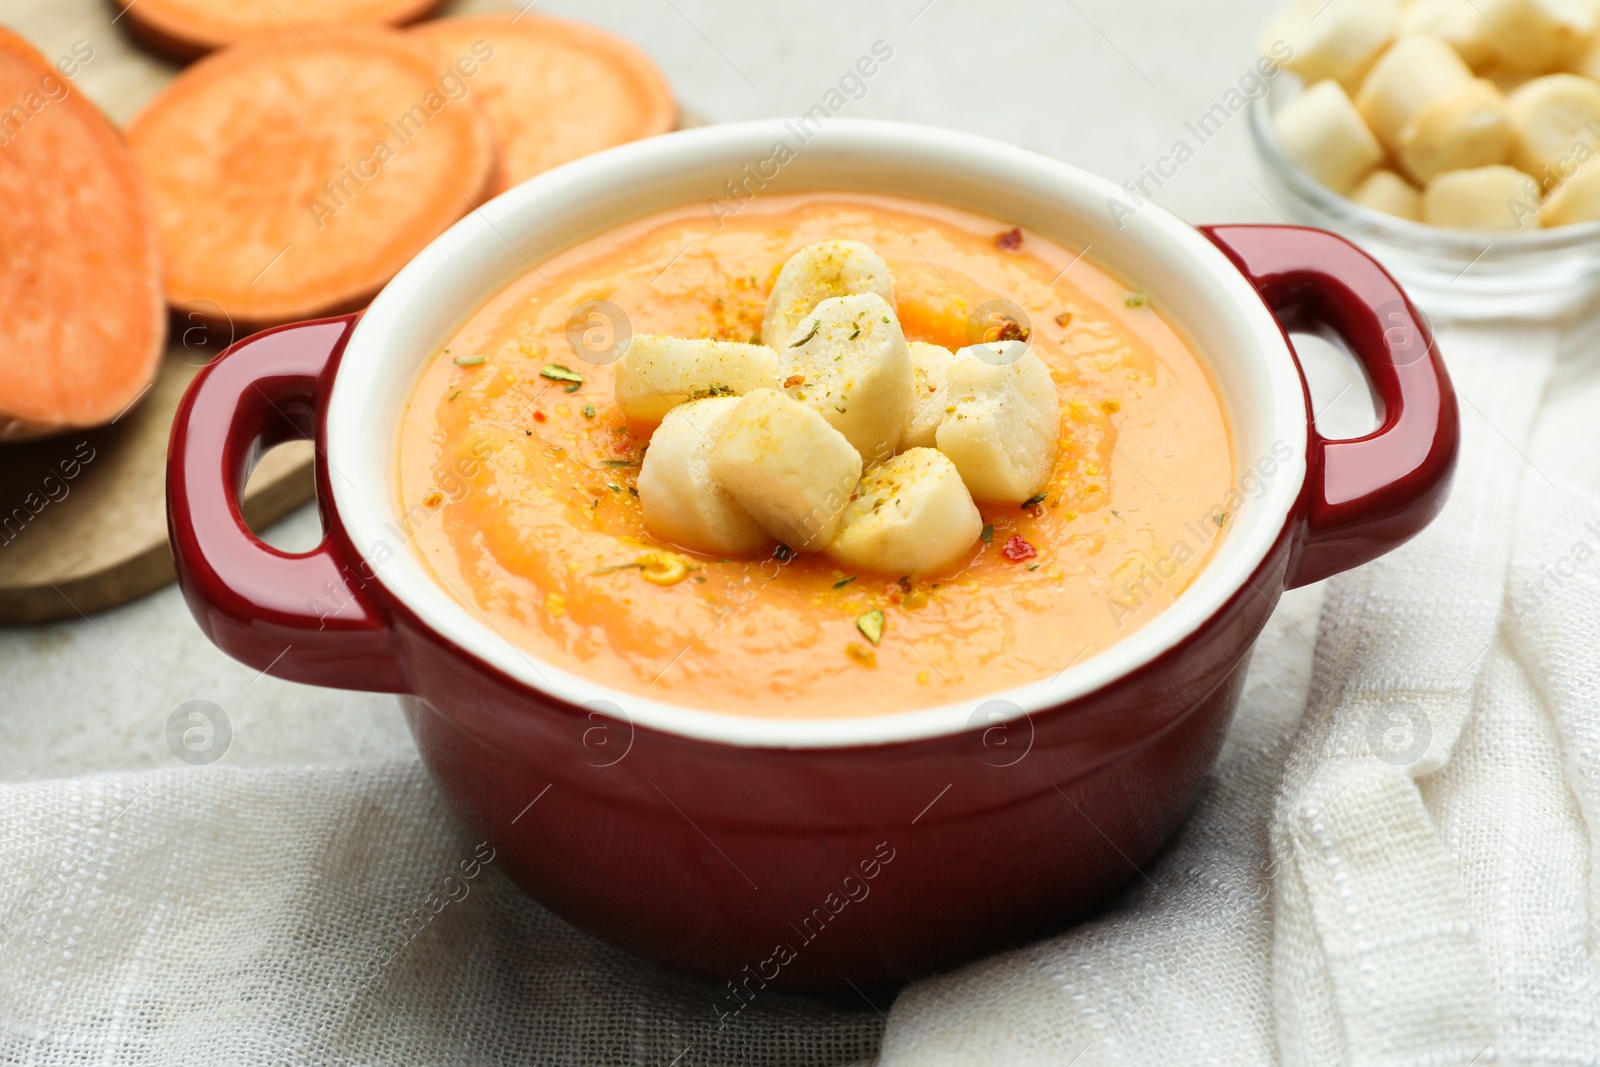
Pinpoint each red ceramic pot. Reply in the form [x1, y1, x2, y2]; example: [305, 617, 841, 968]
[167, 120, 1457, 990]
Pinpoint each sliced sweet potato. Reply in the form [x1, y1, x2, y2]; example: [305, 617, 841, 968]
[412, 14, 675, 196]
[115, 0, 444, 60]
[127, 28, 495, 328]
[0, 28, 165, 440]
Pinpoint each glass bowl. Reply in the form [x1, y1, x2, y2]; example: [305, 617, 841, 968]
[1249, 85, 1600, 319]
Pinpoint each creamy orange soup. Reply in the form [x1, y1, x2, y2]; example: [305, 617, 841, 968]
[396, 194, 1234, 717]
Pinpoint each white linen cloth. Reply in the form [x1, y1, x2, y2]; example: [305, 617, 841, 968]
[0, 763, 883, 1066]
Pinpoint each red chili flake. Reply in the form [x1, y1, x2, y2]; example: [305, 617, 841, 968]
[1002, 535, 1038, 562]
[994, 227, 1023, 251]
[995, 318, 1030, 342]
[532, 411, 548, 424]
[783, 374, 806, 388]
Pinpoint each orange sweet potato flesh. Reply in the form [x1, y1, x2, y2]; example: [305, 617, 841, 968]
[412, 14, 675, 197]
[127, 28, 496, 328]
[115, 0, 445, 60]
[0, 29, 165, 440]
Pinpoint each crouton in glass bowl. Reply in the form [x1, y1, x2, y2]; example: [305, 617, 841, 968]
[1248, 0, 1600, 317]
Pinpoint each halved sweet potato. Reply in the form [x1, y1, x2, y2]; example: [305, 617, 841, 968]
[127, 28, 496, 328]
[0, 28, 165, 440]
[412, 14, 675, 196]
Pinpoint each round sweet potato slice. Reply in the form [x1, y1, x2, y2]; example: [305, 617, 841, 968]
[115, 0, 444, 60]
[127, 28, 495, 328]
[412, 14, 675, 196]
[0, 28, 165, 440]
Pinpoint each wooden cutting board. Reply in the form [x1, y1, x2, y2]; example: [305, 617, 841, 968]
[0, 349, 317, 624]
[1, 1, 702, 623]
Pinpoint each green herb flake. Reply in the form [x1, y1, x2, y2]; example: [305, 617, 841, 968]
[582, 404, 596, 418]
[1125, 293, 1148, 308]
[453, 353, 486, 366]
[606, 483, 622, 493]
[1022, 493, 1047, 509]
[590, 562, 643, 576]
[540, 363, 584, 385]
[602, 459, 639, 468]
[856, 609, 886, 646]
[981, 524, 995, 544]
[833, 575, 857, 589]
[448, 390, 461, 402]
[1215, 512, 1228, 527]
[1027, 563, 1041, 572]
[789, 319, 821, 348]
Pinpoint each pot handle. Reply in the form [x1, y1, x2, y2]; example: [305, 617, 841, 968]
[1202, 225, 1460, 589]
[167, 314, 408, 693]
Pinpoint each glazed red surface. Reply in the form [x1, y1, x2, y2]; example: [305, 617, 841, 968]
[168, 315, 406, 694]
[1203, 225, 1458, 588]
[166, 224, 1457, 987]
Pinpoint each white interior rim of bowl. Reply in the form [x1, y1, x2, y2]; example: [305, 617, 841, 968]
[326, 118, 1309, 749]
[1249, 94, 1600, 252]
